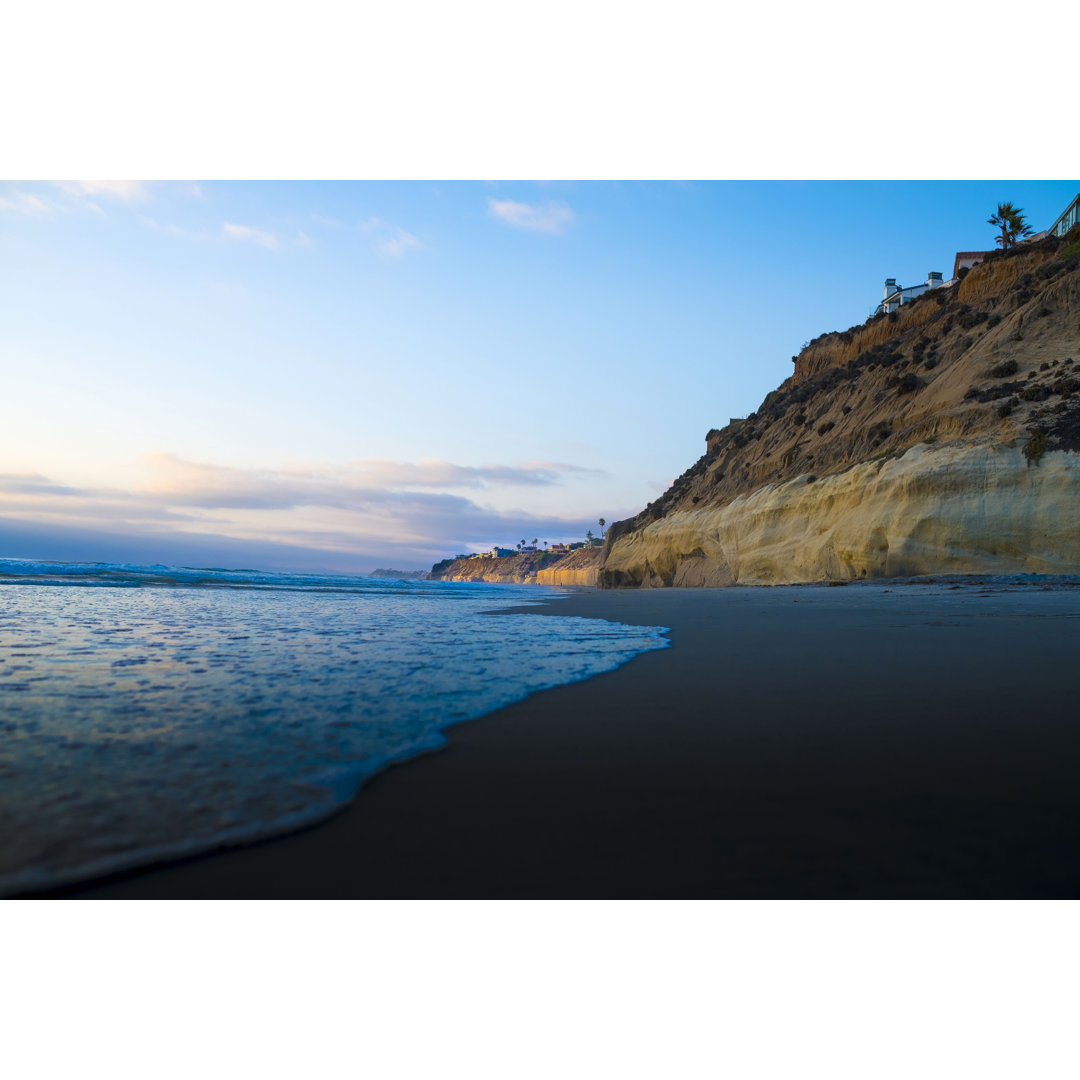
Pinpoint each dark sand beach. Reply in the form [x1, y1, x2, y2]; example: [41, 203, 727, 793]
[47, 582, 1080, 899]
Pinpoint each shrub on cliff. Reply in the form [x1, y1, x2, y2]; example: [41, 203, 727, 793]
[1023, 428, 1048, 466]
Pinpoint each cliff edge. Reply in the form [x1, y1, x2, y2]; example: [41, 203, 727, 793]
[601, 232, 1080, 587]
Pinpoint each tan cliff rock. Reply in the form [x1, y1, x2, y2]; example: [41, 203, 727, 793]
[601, 232, 1080, 587]
[536, 546, 602, 587]
[430, 546, 602, 586]
[601, 444, 1080, 586]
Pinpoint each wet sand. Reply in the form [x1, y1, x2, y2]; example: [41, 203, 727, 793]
[49, 582, 1080, 898]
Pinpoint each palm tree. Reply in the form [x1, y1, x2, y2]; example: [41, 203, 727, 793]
[988, 202, 1033, 251]
[598, 518, 606, 537]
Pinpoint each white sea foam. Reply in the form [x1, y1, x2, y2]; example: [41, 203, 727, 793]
[0, 560, 668, 895]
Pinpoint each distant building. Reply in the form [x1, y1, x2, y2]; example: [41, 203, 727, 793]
[1049, 193, 1080, 238]
[548, 543, 570, 554]
[871, 271, 945, 318]
[520, 545, 538, 553]
[952, 251, 990, 279]
[489, 547, 516, 558]
[568, 542, 586, 551]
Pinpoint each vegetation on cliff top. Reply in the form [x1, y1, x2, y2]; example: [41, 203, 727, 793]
[987, 202, 1033, 251]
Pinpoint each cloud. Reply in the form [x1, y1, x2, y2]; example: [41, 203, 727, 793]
[296, 229, 314, 248]
[0, 454, 606, 570]
[139, 215, 213, 242]
[222, 221, 279, 250]
[0, 183, 141, 218]
[59, 180, 149, 201]
[375, 229, 423, 257]
[137, 453, 605, 509]
[0, 472, 85, 496]
[488, 198, 574, 234]
[0, 190, 53, 216]
[359, 216, 425, 257]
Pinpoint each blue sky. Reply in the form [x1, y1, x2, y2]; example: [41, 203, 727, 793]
[1, 179, 1076, 572]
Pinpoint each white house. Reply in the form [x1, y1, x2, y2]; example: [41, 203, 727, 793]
[870, 271, 945, 318]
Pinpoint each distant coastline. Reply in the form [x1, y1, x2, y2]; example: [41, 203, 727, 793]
[429, 546, 603, 586]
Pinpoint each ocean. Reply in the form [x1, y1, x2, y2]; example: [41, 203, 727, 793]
[0, 559, 669, 896]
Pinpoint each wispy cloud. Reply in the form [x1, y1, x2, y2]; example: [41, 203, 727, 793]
[139, 215, 212, 242]
[222, 221, 279, 250]
[488, 198, 574, 234]
[359, 216, 425, 258]
[296, 229, 314, 248]
[137, 453, 605, 508]
[0, 472, 85, 497]
[375, 229, 423, 257]
[0, 190, 54, 216]
[1, 182, 152, 218]
[58, 180, 149, 202]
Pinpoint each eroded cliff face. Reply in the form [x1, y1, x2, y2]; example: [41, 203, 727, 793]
[430, 547, 602, 586]
[601, 234, 1080, 587]
[602, 445, 1080, 586]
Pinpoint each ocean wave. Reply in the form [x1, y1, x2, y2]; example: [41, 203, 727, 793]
[0, 566, 669, 896]
[0, 558, 440, 593]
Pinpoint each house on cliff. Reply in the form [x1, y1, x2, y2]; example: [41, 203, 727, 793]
[867, 195, 1077, 322]
[870, 271, 946, 317]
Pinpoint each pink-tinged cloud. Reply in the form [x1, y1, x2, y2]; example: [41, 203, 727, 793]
[0, 455, 614, 570]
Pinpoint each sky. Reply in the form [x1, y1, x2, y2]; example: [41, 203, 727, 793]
[2, 179, 1077, 572]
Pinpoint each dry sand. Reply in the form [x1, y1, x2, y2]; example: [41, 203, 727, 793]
[49, 581, 1080, 899]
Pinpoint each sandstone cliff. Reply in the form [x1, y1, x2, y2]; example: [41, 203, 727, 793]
[430, 546, 602, 586]
[601, 232, 1080, 587]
